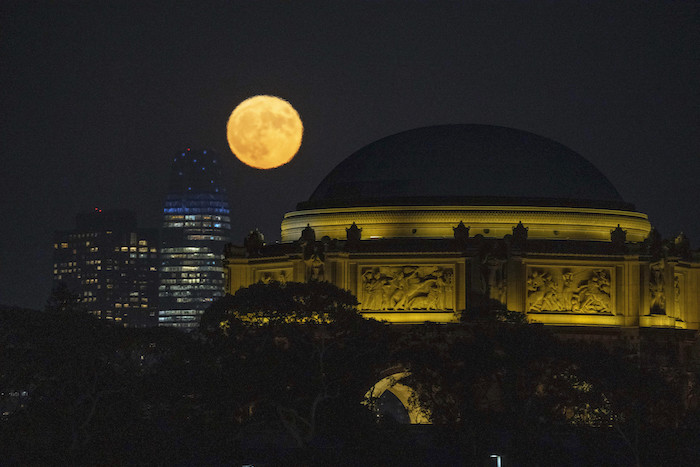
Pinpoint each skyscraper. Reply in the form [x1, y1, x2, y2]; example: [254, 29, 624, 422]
[158, 148, 232, 329]
[53, 209, 159, 327]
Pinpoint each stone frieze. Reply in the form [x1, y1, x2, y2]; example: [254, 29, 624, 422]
[360, 265, 454, 311]
[527, 267, 612, 313]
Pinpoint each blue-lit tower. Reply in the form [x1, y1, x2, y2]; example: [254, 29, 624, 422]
[158, 148, 232, 328]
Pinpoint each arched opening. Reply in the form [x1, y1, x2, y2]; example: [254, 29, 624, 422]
[364, 372, 430, 424]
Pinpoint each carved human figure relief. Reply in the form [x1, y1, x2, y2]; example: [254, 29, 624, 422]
[360, 266, 454, 311]
[257, 269, 292, 284]
[484, 257, 507, 304]
[527, 267, 612, 313]
[305, 253, 325, 281]
[672, 274, 683, 320]
[649, 263, 666, 315]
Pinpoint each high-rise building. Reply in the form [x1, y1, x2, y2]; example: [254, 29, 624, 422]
[158, 148, 232, 329]
[52, 209, 159, 327]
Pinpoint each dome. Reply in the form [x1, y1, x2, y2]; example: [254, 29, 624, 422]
[303, 125, 630, 210]
[283, 125, 650, 243]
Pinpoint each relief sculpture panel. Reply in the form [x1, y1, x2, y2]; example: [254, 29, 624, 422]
[360, 266, 454, 311]
[527, 267, 612, 314]
[256, 269, 292, 284]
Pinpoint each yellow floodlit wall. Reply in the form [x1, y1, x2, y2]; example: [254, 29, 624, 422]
[282, 205, 651, 243]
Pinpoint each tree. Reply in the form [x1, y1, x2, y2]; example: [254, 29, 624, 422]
[44, 281, 81, 313]
[201, 281, 393, 452]
[398, 308, 692, 465]
[202, 280, 360, 329]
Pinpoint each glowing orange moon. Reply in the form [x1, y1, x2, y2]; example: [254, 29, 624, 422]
[226, 95, 303, 169]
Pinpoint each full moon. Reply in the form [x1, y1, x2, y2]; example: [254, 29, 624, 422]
[226, 95, 303, 169]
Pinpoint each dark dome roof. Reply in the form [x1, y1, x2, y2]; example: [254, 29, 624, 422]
[302, 125, 631, 210]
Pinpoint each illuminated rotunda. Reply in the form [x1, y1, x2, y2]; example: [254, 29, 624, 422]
[224, 125, 699, 337]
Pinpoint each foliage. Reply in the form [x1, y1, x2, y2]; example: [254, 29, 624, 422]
[2, 285, 698, 464]
[202, 280, 359, 328]
[201, 281, 393, 449]
[44, 281, 81, 313]
[399, 312, 692, 465]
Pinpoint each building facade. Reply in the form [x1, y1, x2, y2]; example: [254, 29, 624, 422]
[53, 209, 159, 327]
[158, 148, 232, 329]
[224, 125, 700, 340]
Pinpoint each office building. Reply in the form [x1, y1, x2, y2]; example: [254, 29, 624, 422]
[53, 209, 159, 326]
[158, 148, 232, 328]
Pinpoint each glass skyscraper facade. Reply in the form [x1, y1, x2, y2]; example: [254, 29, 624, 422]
[158, 148, 232, 329]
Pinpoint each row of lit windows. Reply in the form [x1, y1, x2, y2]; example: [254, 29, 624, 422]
[159, 273, 223, 280]
[160, 266, 222, 272]
[160, 278, 203, 284]
[116, 246, 157, 253]
[164, 215, 230, 223]
[163, 205, 229, 212]
[159, 309, 201, 316]
[160, 284, 221, 291]
[157, 321, 199, 327]
[115, 303, 150, 308]
[161, 247, 210, 253]
[161, 274, 223, 282]
[163, 210, 230, 219]
[161, 258, 217, 265]
[163, 222, 230, 229]
[174, 297, 211, 303]
[164, 214, 228, 221]
[162, 294, 223, 301]
[186, 235, 228, 241]
[161, 290, 193, 297]
[68, 233, 98, 240]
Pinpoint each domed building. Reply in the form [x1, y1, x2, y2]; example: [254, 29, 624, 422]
[225, 125, 699, 340]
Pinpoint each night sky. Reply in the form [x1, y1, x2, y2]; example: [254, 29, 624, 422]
[1, 1, 698, 310]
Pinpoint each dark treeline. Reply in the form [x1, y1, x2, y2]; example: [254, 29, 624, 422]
[2, 282, 700, 465]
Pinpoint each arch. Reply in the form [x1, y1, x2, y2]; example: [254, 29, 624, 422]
[364, 371, 430, 424]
